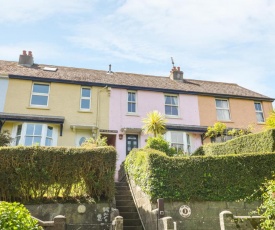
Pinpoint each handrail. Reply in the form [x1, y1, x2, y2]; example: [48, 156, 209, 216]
[219, 210, 264, 230]
[125, 172, 146, 230]
[32, 216, 54, 227]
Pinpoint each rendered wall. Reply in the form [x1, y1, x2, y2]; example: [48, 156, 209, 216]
[0, 76, 9, 112]
[128, 179, 261, 230]
[198, 96, 273, 132]
[109, 88, 201, 178]
[26, 203, 113, 230]
[3, 79, 110, 146]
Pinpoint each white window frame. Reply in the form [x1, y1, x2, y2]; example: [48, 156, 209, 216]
[215, 98, 231, 121]
[254, 102, 265, 123]
[30, 83, 50, 107]
[80, 87, 91, 111]
[164, 131, 192, 155]
[165, 94, 179, 117]
[127, 91, 137, 114]
[12, 123, 57, 146]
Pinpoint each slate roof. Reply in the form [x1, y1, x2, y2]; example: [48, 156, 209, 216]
[0, 60, 272, 101]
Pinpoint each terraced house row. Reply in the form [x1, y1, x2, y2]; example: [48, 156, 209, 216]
[0, 51, 273, 174]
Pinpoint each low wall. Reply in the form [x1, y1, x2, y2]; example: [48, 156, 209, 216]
[26, 203, 115, 230]
[128, 179, 261, 230]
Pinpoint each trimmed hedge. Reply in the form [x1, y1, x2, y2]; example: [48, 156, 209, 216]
[125, 148, 275, 201]
[0, 146, 116, 203]
[193, 128, 275, 156]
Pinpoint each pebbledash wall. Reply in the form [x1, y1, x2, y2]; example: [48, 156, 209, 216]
[128, 179, 261, 230]
[109, 88, 202, 178]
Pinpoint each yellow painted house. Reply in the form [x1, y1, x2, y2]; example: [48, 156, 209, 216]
[0, 52, 112, 147]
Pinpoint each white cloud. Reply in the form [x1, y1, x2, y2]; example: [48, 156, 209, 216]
[0, 0, 96, 23]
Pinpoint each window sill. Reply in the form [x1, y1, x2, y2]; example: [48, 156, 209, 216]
[126, 113, 139, 117]
[217, 120, 233, 123]
[27, 106, 50, 110]
[165, 115, 181, 119]
[257, 122, 265, 125]
[78, 110, 93, 113]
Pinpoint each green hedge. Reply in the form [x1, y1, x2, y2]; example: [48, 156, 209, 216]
[125, 148, 275, 201]
[0, 146, 116, 203]
[193, 129, 275, 156]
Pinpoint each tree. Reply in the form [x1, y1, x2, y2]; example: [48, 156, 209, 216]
[265, 109, 275, 130]
[81, 136, 108, 148]
[0, 130, 12, 146]
[142, 110, 166, 137]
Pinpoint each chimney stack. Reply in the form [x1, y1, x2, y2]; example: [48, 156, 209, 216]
[169, 66, 184, 81]
[19, 50, 34, 67]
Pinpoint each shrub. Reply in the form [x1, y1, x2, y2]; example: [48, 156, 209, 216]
[125, 148, 275, 201]
[0, 130, 12, 146]
[257, 178, 275, 229]
[81, 136, 108, 148]
[0, 146, 116, 203]
[193, 129, 275, 156]
[0, 202, 42, 230]
[145, 136, 177, 156]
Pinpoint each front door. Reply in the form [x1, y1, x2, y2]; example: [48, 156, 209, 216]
[126, 135, 138, 155]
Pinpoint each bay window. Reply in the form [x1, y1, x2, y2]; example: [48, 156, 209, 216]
[13, 123, 57, 146]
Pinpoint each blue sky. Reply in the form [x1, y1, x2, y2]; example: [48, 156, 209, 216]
[0, 0, 274, 106]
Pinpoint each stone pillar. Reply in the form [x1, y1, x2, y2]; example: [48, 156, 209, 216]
[158, 217, 174, 230]
[114, 216, 123, 230]
[53, 215, 66, 230]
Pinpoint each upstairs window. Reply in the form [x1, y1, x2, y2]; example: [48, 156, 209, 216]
[254, 102, 264, 123]
[216, 99, 230, 121]
[80, 87, 91, 110]
[165, 95, 178, 116]
[128, 91, 136, 113]
[30, 83, 50, 107]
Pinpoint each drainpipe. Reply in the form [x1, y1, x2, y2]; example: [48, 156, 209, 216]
[96, 86, 109, 137]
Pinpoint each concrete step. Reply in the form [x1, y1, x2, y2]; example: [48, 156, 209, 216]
[115, 182, 128, 187]
[115, 185, 129, 191]
[123, 226, 143, 230]
[124, 219, 142, 227]
[116, 206, 138, 212]
[116, 200, 135, 207]
[115, 195, 133, 201]
[120, 212, 139, 219]
[115, 189, 131, 196]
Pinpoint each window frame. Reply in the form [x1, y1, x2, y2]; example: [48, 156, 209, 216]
[127, 91, 137, 114]
[13, 123, 57, 146]
[30, 83, 50, 107]
[164, 94, 179, 117]
[254, 102, 265, 123]
[80, 87, 91, 111]
[215, 98, 231, 121]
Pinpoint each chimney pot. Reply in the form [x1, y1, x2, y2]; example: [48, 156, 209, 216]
[177, 67, 180, 71]
[23, 50, 27, 55]
[28, 51, 32, 57]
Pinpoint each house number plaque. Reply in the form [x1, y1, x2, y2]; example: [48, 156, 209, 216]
[179, 205, 191, 218]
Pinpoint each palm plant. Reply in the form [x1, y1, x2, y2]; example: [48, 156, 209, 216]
[142, 110, 166, 137]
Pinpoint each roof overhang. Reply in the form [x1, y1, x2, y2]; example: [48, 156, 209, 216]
[0, 112, 65, 136]
[166, 124, 208, 133]
[121, 128, 142, 134]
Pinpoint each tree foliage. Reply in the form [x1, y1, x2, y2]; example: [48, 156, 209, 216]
[0, 202, 42, 230]
[142, 110, 166, 137]
[257, 177, 275, 229]
[0, 130, 12, 146]
[81, 136, 108, 148]
[265, 109, 275, 130]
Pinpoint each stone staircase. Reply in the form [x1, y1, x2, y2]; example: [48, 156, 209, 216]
[115, 181, 143, 230]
